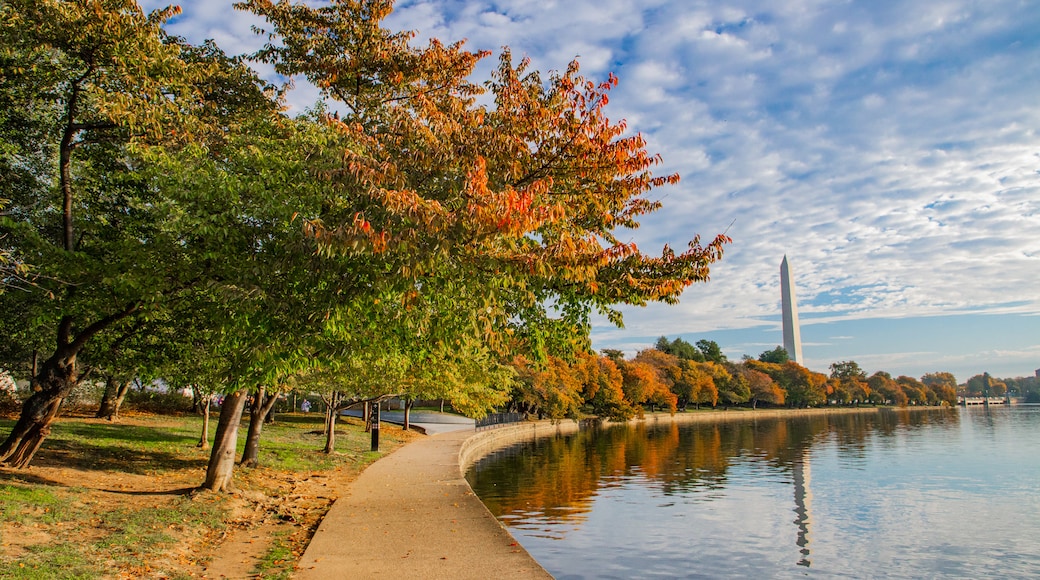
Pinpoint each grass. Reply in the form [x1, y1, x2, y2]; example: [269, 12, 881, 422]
[0, 409, 417, 578]
[254, 529, 295, 580]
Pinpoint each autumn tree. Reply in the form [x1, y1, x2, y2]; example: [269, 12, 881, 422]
[573, 352, 633, 420]
[740, 366, 784, 409]
[717, 363, 750, 407]
[239, 0, 730, 371]
[510, 355, 583, 421]
[921, 372, 958, 406]
[895, 376, 927, 405]
[749, 360, 826, 407]
[617, 359, 676, 414]
[867, 372, 906, 407]
[684, 361, 719, 409]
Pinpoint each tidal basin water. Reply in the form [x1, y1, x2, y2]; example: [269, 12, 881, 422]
[465, 407, 1040, 579]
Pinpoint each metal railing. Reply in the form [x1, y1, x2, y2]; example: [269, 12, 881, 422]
[475, 412, 524, 430]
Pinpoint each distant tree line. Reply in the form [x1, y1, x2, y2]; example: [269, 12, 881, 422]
[499, 336, 963, 421]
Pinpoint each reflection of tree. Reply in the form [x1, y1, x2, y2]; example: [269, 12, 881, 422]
[467, 409, 961, 541]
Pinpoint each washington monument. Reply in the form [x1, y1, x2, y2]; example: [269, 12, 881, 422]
[780, 255, 803, 363]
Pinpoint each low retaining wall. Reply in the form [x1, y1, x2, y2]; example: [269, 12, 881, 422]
[459, 419, 582, 471]
[458, 406, 942, 472]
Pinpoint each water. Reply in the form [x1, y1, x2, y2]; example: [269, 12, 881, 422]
[465, 407, 1040, 578]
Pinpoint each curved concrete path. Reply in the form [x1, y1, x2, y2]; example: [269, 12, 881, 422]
[294, 428, 552, 579]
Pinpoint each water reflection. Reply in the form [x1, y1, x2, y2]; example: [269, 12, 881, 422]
[792, 447, 811, 568]
[464, 408, 1040, 579]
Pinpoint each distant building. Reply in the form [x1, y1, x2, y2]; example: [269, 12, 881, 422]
[781, 255, 804, 364]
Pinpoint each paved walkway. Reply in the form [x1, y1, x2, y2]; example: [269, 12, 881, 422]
[294, 428, 553, 580]
[340, 410, 476, 434]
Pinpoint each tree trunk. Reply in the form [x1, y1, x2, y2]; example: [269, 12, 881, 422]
[403, 398, 413, 431]
[201, 390, 248, 492]
[195, 387, 212, 450]
[263, 394, 277, 424]
[0, 309, 136, 468]
[323, 392, 340, 454]
[241, 387, 280, 468]
[96, 375, 131, 420]
[320, 393, 332, 435]
[363, 401, 371, 433]
[0, 347, 78, 468]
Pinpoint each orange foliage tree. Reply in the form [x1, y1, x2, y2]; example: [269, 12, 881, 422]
[238, 0, 730, 363]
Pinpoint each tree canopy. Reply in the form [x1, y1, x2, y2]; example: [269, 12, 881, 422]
[0, 0, 730, 475]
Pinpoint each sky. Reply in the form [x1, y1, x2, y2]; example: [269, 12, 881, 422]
[142, 0, 1040, 384]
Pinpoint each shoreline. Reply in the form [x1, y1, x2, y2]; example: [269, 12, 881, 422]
[460, 405, 948, 471]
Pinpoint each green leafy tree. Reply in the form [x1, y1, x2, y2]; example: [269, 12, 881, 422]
[758, 346, 789, 364]
[830, 360, 866, 381]
[696, 339, 727, 364]
[655, 336, 703, 361]
[0, 0, 206, 467]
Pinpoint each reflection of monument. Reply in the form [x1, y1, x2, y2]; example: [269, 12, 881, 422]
[780, 255, 804, 363]
[792, 448, 812, 567]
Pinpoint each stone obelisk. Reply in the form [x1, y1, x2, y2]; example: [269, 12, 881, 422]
[780, 255, 803, 364]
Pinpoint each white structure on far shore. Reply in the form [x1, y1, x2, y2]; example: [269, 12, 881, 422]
[780, 255, 804, 364]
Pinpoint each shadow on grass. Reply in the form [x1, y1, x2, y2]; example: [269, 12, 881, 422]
[95, 486, 199, 496]
[269, 413, 329, 427]
[35, 437, 208, 475]
[0, 418, 209, 476]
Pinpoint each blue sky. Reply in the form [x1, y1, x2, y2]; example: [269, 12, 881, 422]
[144, 0, 1040, 383]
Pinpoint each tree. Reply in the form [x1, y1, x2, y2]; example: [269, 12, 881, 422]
[758, 346, 789, 365]
[574, 352, 633, 421]
[239, 0, 730, 364]
[696, 340, 727, 364]
[602, 349, 626, 363]
[965, 373, 995, 397]
[717, 363, 750, 407]
[921, 372, 958, 406]
[685, 361, 719, 409]
[0, 0, 292, 469]
[868, 372, 906, 406]
[655, 336, 703, 361]
[511, 355, 583, 421]
[618, 359, 676, 415]
[830, 360, 866, 381]
[0, 0, 202, 467]
[749, 360, 826, 407]
[741, 366, 784, 408]
[634, 349, 682, 413]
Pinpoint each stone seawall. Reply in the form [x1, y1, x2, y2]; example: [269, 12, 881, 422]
[459, 406, 940, 472]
